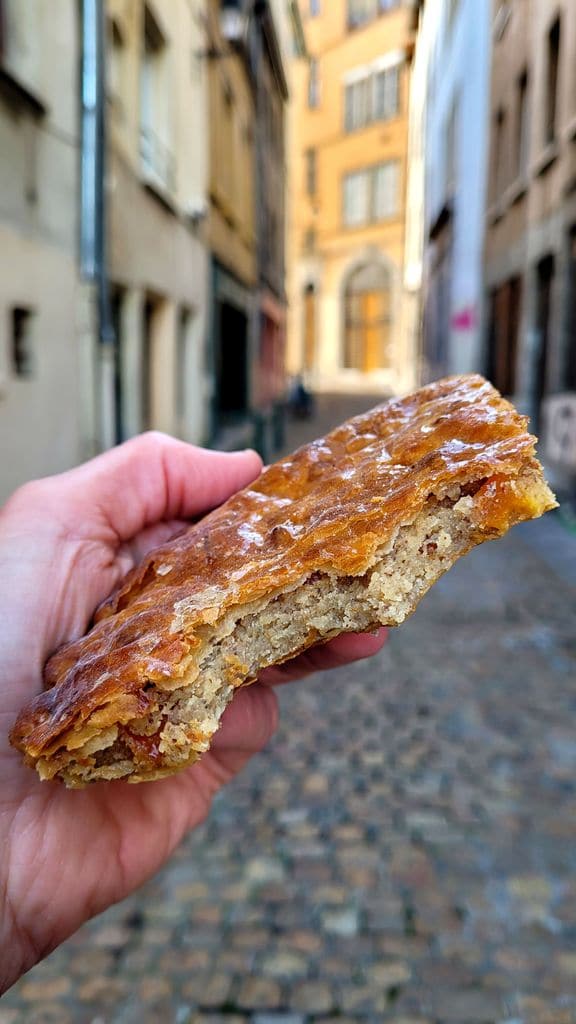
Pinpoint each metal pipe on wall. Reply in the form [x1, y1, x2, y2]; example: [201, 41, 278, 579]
[80, 0, 116, 451]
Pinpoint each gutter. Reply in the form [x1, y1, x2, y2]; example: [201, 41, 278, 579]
[80, 0, 116, 445]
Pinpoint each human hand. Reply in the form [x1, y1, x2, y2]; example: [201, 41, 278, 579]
[0, 433, 386, 991]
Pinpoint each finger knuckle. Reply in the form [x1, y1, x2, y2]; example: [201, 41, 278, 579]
[3, 477, 51, 514]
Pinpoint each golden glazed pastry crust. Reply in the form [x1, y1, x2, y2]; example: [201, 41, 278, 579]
[10, 375, 556, 785]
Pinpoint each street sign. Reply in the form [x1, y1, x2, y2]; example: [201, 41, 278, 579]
[543, 392, 576, 470]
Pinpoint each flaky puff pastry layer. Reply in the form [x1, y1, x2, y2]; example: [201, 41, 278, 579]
[10, 375, 556, 785]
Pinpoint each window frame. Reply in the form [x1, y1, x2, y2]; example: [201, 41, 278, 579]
[308, 56, 320, 109]
[515, 68, 529, 180]
[343, 159, 400, 228]
[343, 52, 402, 133]
[305, 147, 317, 196]
[545, 16, 561, 146]
[10, 306, 35, 379]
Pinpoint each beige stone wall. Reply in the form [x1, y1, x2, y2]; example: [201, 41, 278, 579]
[287, 1, 417, 394]
[485, 0, 576, 414]
[206, 0, 257, 289]
[106, 0, 211, 446]
[0, 0, 88, 502]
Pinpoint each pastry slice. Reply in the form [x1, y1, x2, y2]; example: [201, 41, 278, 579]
[10, 375, 556, 786]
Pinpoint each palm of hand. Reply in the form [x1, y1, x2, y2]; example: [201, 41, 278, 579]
[0, 434, 385, 991]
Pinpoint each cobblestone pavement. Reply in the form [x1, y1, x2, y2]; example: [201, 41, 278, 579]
[3, 396, 576, 1024]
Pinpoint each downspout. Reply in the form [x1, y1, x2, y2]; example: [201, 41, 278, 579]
[251, 1, 266, 458]
[80, 0, 116, 450]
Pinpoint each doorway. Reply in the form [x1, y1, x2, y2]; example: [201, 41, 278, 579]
[217, 302, 249, 420]
[535, 254, 555, 430]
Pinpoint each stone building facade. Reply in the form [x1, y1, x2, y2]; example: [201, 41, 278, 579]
[0, 0, 87, 500]
[106, 0, 211, 447]
[484, 0, 576, 492]
[0, 0, 212, 502]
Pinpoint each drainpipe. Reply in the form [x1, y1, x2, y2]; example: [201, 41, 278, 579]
[80, 0, 116, 451]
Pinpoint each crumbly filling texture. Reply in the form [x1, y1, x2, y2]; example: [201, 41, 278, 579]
[35, 492, 481, 787]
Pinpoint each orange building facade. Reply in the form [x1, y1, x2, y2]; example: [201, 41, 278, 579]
[288, 0, 418, 394]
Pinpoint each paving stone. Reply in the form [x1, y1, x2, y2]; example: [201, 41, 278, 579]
[236, 977, 282, 1011]
[173, 882, 210, 901]
[141, 926, 173, 946]
[253, 1016, 305, 1024]
[321, 908, 359, 937]
[340, 984, 387, 1014]
[286, 930, 323, 953]
[424, 988, 507, 1021]
[18, 977, 71, 1001]
[188, 1017, 248, 1024]
[289, 980, 335, 1013]
[558, 953, 576, 975]
[137, 976, 173, 1001]
[182, 973, 232, 1008]
[386, 1019, 433, 1024]
[91, 923, 130, 948]
[158, 949, 211, 973]
[364, 960, 411, 990]
[21, 1009, 73, 1024]
[231, 927, 272, 950]
[245, 857, 286, 884]
[260, 950, 309, 979]
[316, 1018, 363, 1024]
[0, 1012, 19, 1024]
[76, 976, 130, 1004]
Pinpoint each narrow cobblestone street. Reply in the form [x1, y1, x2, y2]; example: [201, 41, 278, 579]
[2, 396, 576, 1024]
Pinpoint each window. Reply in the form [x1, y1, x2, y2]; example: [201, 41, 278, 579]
[347, 0, 397, 30]
[445, 97, 458, 198]
[344, 263, 392, 371]
[142, 297, 156, 430]
[218, 303, 249, 419]
[305, 147, 317, 196]
[10, 306, 34, 377]
[0, 0, 6, 66]
[345, 62, 400, 132]
[343, 161, 399, 226]
[345, 76, 371, 131]
[493, 106, 507, 200]
[448, 0, 460, 33]
[344, 170, 370, 227]
[140, 5, 175, 192]
[348, 0, 374, 29]
[107, 17, 127, 116]
[0, 0, 44, 107]
[486, 278, 522, 396]
[310, 0, 320, 15]
[534, 255, 555, 430]
[303, 284, 317, 370]
[303, 226, 317, 253]
[545, 17, 561, 145]
[373, 161, 399, 219]
[308, 57, 320, 108]
[110, 286, 125, 443]
[515, 70, 529, 179]
[565, 228, 576, 390]
[374, 65, 399, 121]
[176, 308, 191, 427]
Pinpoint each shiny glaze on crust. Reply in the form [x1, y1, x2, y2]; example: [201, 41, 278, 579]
[10, 375, 553, 759]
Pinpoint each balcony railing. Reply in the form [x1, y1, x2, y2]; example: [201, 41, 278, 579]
[139, 126, 176, 197]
